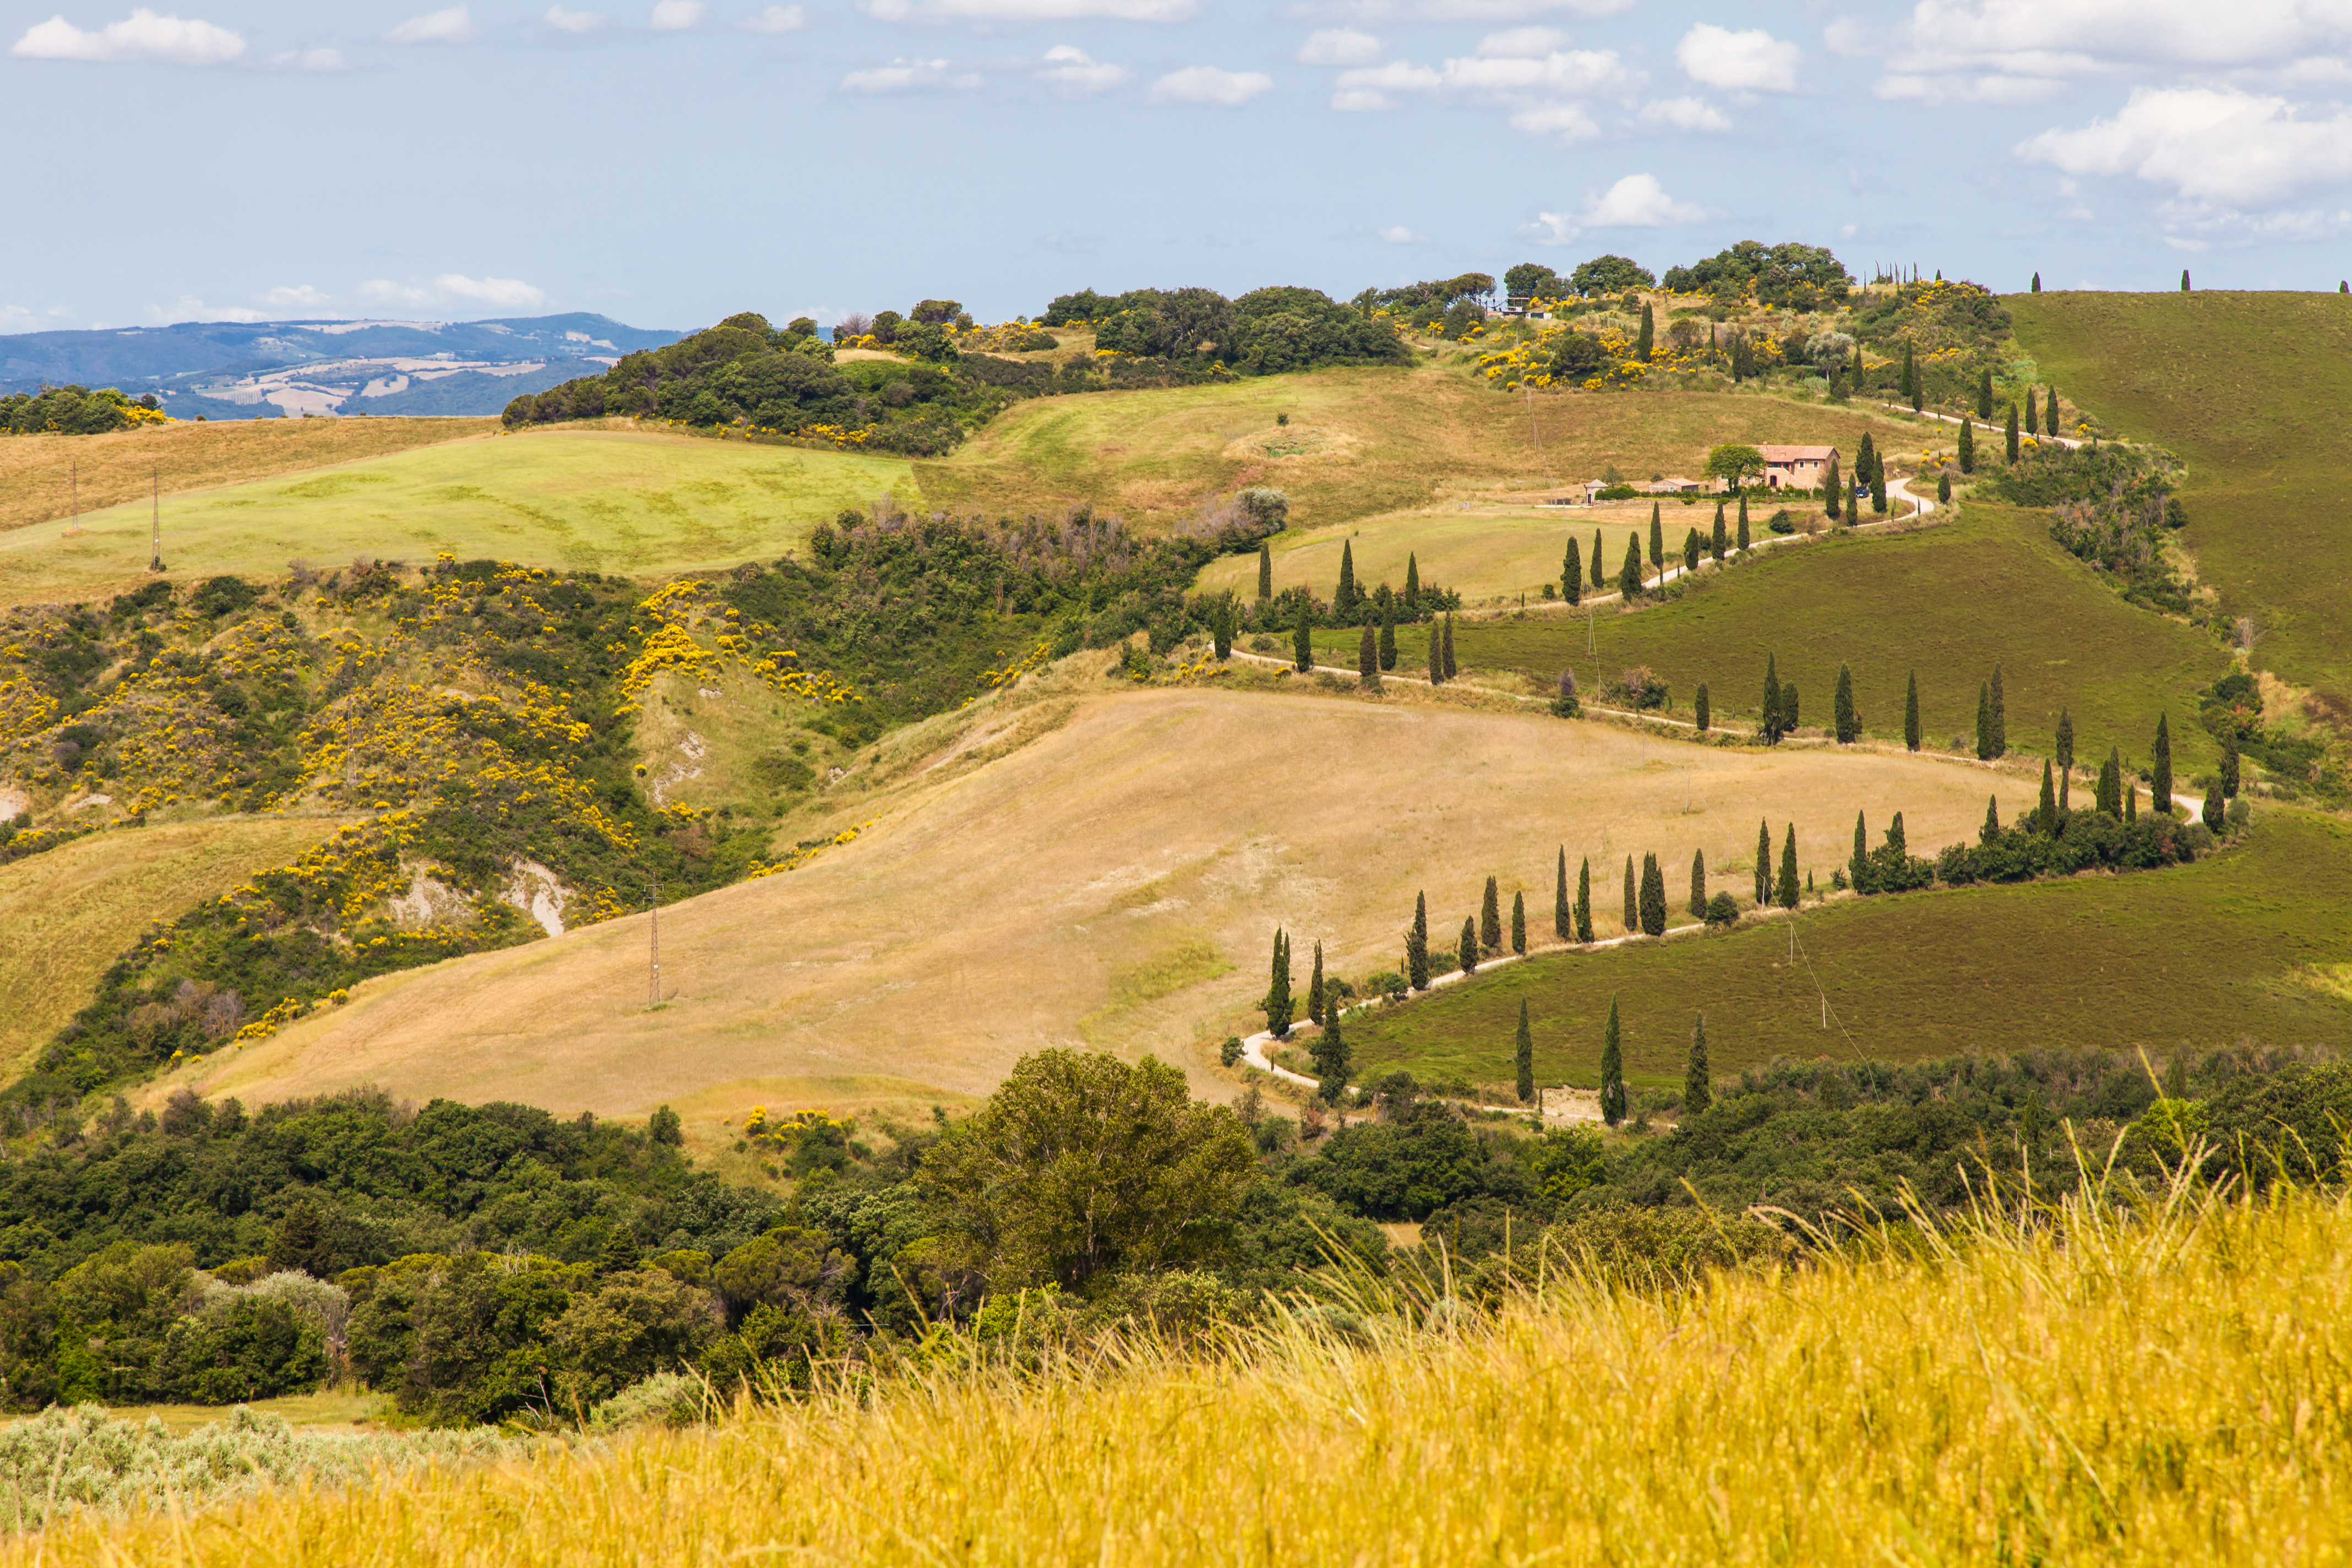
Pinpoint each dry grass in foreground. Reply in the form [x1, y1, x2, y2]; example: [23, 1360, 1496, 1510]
[0, 418, 493, 533]
[14, 1167, 2347, 1564]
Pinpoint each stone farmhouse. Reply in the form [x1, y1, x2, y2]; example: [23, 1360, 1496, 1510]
[1759, 445, 1838, 489]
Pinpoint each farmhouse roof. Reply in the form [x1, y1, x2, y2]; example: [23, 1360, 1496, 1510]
[1760, 445, 1837, 463]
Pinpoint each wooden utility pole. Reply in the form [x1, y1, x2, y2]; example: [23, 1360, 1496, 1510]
[648, 873, 662, 1007]
[150, 465, 162, 570]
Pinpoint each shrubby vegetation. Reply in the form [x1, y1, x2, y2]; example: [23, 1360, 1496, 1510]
[1, 385, 168, 436]
[1660, 242, 1854, 309]
[1042, 285, 1412, 373]
[1983, 443, 2194, 612]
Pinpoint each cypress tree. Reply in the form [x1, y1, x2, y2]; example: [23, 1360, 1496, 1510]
[1590, 529, 1605, 588]
[2005, 402, 2020, 462]
[1336, 539, 1358, 620]
[2099, 747, 2122, 817]
[1265, 929, 1293, 1037]
[1904, 670, 1921, 752]
[1378, 590, 1397, 669]
[2037, 759, 2057, 834]
[2152, 713, 2173, 816]
[1975, 682, 1994, 760]
[1683, 526, 1700, 573]
[1889, 812, 1907, 857]
[1777, 824, 1799, 909]
[1684, 1014, 1712, 1115]
[1293, 600, 1314, 672]
[1977, 368, 1994, 420]
[1937, 471, 1951, 504]
[1981, 793, 2001, 842]
[1575, 856, 1594, 943]
[1639, 852, 1666, 937]
[1481, 875, 1502, 953]
[1856, 433, 1876, 493]
[1427, 620, 1442, 684]
[1458, 917, 1478, 977]
[1442, 613, 1457, 678]
[1404, 552, 1420, 615]
[1754, 820, 1771, 905]
[1637, 302, 1654, 361]
[2181, 268, 2191, 292]
[1407, 892, 1430, 989]
[1358, 622, 1378, 683]
[1762, 654, 1783, 744]
[1649, 503, 1664, 573]
[1555, 847, 1571, 940]
[1902, 342, 1920, 410]
[2203, 778, 2225, 833]
[2056, 708, 2076, 770]
[2219, 731, 2239, 798]
[2045, 387, 2061, 437]
[1850, 810, 1870, 893]
[1689, 849, 1707, 921]
[1958, 417, 1975, 473]
[1311, 1005, 1352, 1097]
[1834, 662, 1858, 744]
[1511, 890, 1526, 956]
[1737, 496, 1751, 551]
[1695, 682, 1711, 732]
[1825, 456, 1843, 520]
[1211, 597, 1232, 660]
[1711, 505, 1727, 561]
[1308, 939, 1325, 1025]
[1990, 666, 2006, 756]
[1563, 536, 1582, 605]
[1623, 854, 1637, 934]
[2126, 778, 2137, 823]
[1619, 537, 1644, 599]
[2031, 271, 2041, 293]
[1515, 998, 1534, 1104]
[1256, 542, 1272, 600]
[1870, 459, 1887, 516]
[2024, 386, 2038, 438]
[1600, 997, 1626, 1126]
[1782, 683, 1800, 731]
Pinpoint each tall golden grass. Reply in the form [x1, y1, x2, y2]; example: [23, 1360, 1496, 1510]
[15, 1148, 2350, 1565]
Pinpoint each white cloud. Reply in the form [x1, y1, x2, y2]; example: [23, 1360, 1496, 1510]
[11, 9, 245, 66]
[1476, 26, 1566, 56]
[840, 56, 984, 89]
[545, 6, 606, 31]
[1293, 0, 1630, 21]
[1378, 225, 1429, 243]
[1330, 45, 1640, 138]
[383, 6, 480, 44]
[862, 0, 1200, 23]
[1298, 27, 1381, 64]
[1150, 64, 1273, 104]
[1874, 72, 2065, 105]
[1639, 95, 1731, 130]
[650, 0, 704, 28]
[358, 274, 549, 311]
[266, 46, 350, 70]
[263, 285, 333, 311]
[1675, 23, 1799, 91]
[1581, 171, 1707, 226]
[148, 296, 270, 323]
[1839, 0, 2352, 104]
[741, 4, 808, 30]
[1035, 43, 1131, 95]
[2017, 85, 2352, 205]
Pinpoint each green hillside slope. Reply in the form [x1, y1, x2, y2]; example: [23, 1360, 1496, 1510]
[2008, 292, 2352, 706]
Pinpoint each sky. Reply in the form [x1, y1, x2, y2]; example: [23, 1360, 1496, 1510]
[7, 0, 2352, 333]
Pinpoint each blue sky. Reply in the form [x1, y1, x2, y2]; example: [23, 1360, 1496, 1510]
[8, 0, 2352, 333]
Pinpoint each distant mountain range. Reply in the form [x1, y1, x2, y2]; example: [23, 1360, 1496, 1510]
[0, 313, 680, 420]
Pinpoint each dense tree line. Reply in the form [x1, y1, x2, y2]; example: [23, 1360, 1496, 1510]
[1039, 285, 1412, 373]
[1, 385, 165, 436]
[1659, 242, 1854, 308]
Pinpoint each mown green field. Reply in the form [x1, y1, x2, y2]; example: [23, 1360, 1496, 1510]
[2008, 292, 2352, 709]
[1346, 500, 2234, 771]
[1342, 808, 2352, 1094]
[0, 426, 915, 608]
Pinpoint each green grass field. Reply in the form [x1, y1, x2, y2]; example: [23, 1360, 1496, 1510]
[1341, 808, 2352, 1095]
[2008, 292, 2352, 709]
[919, 360, 1945, 535]
[0, 426, 914, 608]
[0, 816, 346, 1076]
[1357, 500, 2234, 772]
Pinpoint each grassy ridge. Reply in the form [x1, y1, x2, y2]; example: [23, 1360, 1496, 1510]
[1342, 809, 2352, 1092]
[13, 1181, 2347, 1564]
[2008, 292, 2352, 707]
[1415, 501, 2231, 769]
[0, 427, 914, 609]
[918, 362, 1942, 534]
[0, 417, 493, 535]
[0, 817, 346, 1077]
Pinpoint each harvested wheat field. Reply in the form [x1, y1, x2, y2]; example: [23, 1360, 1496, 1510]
[171, 670, 2038, 1122]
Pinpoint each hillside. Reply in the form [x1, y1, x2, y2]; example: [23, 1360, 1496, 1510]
[0, 426, 913, 609]
[172, 670, 2051, 1122]
[2008, 292, 2352, 709]
[0, 417, 494, 534]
